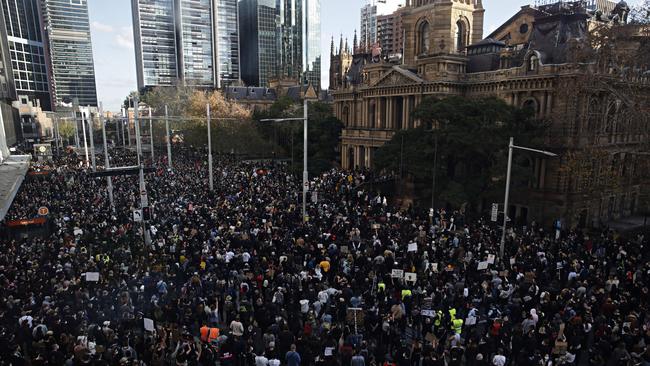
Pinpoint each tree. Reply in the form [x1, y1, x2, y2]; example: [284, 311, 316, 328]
[375, 96, 546, 211]
[58, 120, 75, 146]
[253, 99, 343, 176]
[136, 86, 274, 157]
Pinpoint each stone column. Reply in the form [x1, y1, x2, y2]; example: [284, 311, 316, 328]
[341, 145, 347, 169]
[546, 93, 553, 117]
[362, 99, 368, 128]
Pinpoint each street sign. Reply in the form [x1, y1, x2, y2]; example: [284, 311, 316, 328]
[37, 206, 49, 216]
[491, 203, 498, 222]
[133, 209, 143, 222]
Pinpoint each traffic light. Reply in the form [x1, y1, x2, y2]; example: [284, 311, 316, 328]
[142, 206, 151, 221]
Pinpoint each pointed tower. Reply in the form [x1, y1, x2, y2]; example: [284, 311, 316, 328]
[339, 34, 344, 57]
[353, 30, 358, 53]
[344, 38, 349, 54]
[331, 36, 335, 55]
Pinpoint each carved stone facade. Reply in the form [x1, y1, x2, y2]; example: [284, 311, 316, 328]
[332, 0, 650, 228]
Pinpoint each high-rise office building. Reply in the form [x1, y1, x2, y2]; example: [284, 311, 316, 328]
[132, 0, 239, 89]
[239, 0, 277, 87]
[277, 0, 320, 89]
[213, 0, 240, 87]
[41, 0, 98, 107]
[1, 0, 51, 110]
[179, 0, 214, 87]
[132, 0, 179, 89]
[360, 3, 377, 52]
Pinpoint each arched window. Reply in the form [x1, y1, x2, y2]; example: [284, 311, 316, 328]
[417, 20, 430, 55]
[456, 19, 469, 52]
[586, 97, 601, 133]
[528, 54, 539, 71]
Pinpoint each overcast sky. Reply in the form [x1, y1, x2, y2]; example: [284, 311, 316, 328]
[87, 0, 632, 111]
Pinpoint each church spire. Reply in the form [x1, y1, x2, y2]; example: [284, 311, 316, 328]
[330, 36, 334, 55]
[344, 38, 349, 54]
[353, 30, 358, 53]
[339, 34, 344, 56]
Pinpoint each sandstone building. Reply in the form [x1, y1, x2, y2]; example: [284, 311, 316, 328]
[330, 0, 649, 228]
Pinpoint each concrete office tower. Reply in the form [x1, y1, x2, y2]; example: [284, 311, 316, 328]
[41, 0, 98, 107]
[360, 3, 377, 51]
[277, 0, 320, 89]
[377, 7, 406, 57]
[0, 0, 52, 110]
[132, 0, 239, 89]
[239, 0, 277, 87]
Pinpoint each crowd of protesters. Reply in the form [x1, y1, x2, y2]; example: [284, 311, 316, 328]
[0, 146, 648, 366]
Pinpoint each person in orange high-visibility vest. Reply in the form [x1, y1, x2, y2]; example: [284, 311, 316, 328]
[200, 325, 219, 343]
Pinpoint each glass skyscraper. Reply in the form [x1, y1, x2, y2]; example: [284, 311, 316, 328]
[239, 0, 277, 87]
[132, 0, 239, 89]
[1, 0, 51, 109]
[132, 0, 179, 89]
[41, 0, 98, 107]
[276, 0, 320, 90]
[213, 0, 239, 87]
[179, 0, 214, 87]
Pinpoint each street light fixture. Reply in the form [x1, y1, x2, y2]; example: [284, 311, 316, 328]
[260, 99, 310, 223]
[500, 136, 557, 260]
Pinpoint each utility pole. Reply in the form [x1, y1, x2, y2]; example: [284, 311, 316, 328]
[302, 99, 308, 222]
[149, 106, 154, 161]
[207, 103, 214, 191]
[134, 97, 141, 166]
[81, 106, 89, 168]
[99, 102, 114, 211]
[165, 105, 172, 169]
[87, 105, 97, 171]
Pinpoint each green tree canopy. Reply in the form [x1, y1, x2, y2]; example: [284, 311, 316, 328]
[375, 96, 548, 210]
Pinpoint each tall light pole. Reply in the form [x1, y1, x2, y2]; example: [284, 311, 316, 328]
[80, 106, 89, 167]
[134, 97, 141, 166]
[165, 105, 172, 169]
[500, 137, 557, 260]
[149, 107, 154, 161]
[261, 99, 310, 222]
[99, 102, 114, 211]
[87, 105, 97, 171]
[207, 103, 213, 191]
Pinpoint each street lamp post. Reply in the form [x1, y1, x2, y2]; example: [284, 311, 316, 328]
[500, 137, 557, 260]
[261, 99, 310, 222]
[87, 105, 97, 171]
[165, 105, 172, 169]
[207, 103, 213, 191]
[99, 102, 115, 211]
[149, 107, 154, 161]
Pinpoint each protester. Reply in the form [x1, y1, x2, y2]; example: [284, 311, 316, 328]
[0, 146, 648, 366]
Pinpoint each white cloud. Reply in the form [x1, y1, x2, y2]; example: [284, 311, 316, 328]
[91, 21, 114, 33]
[114, 31, 134, 50]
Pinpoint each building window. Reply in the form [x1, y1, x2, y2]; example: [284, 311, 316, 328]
[417, 20, 430, 55]
[528, 54, 539, 71]
[519, 23, 529, 34]
[456, 19, 469, 53]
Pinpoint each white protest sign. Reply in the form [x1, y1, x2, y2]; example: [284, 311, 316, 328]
[133, 209, 143, 222]
[491, 203, 498, 222]
[510, 257, 516, 266]
[404, 272, 417, 283]
[86, 272, 99, 282]
[144, 318, 154, 331]
[408, 243, 417, 252]
[391, 269, 404, 278]
[487, 254, 495, 264]
[421, 310, 436, 317]
[477, 261, 489, 270]
[465, 317, 477, 326]
[431, 263, 438, 273]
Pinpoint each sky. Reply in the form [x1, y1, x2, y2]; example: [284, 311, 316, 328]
[87, 0, 598, 111]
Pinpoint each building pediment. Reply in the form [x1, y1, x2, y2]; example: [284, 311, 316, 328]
[371, 67, 423, 87]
